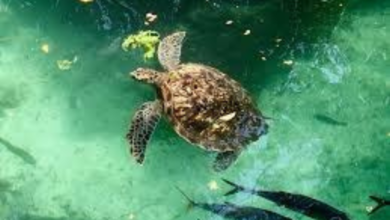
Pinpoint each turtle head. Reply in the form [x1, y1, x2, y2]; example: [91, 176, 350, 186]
[130, 68, 159, 84]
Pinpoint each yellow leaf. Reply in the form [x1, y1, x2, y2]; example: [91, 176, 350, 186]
[41, 43, 50, 54]
[208, 180, 219, 190]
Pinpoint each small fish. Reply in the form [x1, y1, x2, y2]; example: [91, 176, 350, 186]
[314, 114, 347, 126]
[176, 187, 292, 220]
[222, 179, 350, 220]
[0, 137, 36, 165]
[367, 195, 390, 215]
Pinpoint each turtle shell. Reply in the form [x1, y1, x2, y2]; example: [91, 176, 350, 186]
[158, 63, 267, 152]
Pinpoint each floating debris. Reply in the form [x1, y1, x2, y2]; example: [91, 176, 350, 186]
[283, 60, 294, 65]
[128, 213, 135, 220]
[57, 60, 73, 70]
[145, 12, 158, 23]
[261, 56, 267, 61]
[366, 206, 374, 213]
[57, 56, 78, 71]
[243, 29, 251, 36]
[275, 38, 283, 43]
[387, 132, 390, 137]
[225, 20, 234, 25]
[0, 137, 36, 165]
[122, 30, 160, 60]
[208, 180, 219, 190]
[40, 43, 50, 54]
[78, 0, 94, 3]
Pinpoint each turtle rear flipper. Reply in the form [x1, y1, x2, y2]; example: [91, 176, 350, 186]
[126, 100, 162, 164]
[158, 31, 186, 71]
[213, 151, 241, 172]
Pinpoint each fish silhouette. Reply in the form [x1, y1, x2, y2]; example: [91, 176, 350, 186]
[222, 179, 349, 220]
[0, 137, 36, 165]
[176, 187, 292, 220]
[314, 114, 347, 126]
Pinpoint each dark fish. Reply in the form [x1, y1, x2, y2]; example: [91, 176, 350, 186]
[0, 137, 36, 165]
[314, 114, 347, 126]
[222, 179, 349, 220]
[176, 187, 292, 220]
[368, 195, 390, 215]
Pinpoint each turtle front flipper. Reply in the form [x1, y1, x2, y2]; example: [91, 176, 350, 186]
[126, 100, 162, 164]
[213, 150, 241, 172]
[157, 31, 186, 71]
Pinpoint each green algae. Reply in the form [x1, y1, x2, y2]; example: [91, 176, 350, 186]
[121, 30, 160, 60]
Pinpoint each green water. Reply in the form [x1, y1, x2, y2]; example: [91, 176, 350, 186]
[0, 0, 389, 220]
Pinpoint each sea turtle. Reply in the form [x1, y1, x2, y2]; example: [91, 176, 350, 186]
[127, 31, 268, 171]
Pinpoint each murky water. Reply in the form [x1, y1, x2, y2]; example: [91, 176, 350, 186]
[0, 0, 389, 220]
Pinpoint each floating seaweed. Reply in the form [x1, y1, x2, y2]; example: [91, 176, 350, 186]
[121, 30, 160, 60]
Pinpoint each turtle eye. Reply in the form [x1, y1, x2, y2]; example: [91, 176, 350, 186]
[193, 84, 198, 89]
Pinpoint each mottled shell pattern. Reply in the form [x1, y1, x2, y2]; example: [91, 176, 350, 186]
[157, 63, 267, 152]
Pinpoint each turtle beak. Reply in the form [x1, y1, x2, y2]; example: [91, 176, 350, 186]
[129, 71, 137, 79]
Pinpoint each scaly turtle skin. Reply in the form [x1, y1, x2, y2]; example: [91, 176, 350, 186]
[127, 32, 268, 171]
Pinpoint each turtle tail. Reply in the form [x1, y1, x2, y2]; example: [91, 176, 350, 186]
[175, 186, 196, 212]
[368, 196, 390, 215]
